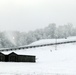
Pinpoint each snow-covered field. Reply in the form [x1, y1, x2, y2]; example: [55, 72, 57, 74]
[0, 38, 76, 75]
[29, 36, 76, 46]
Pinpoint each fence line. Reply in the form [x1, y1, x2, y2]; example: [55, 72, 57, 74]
[0, 40, 76, 52]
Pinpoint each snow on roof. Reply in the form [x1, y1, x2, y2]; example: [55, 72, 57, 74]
[2, 50, 35, 56]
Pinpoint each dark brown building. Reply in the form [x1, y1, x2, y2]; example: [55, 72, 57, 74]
[0, 52, 36, 62]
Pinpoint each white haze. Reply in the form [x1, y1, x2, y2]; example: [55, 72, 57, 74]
[4, 31, 16, 46]
[0, 0, 76, 32]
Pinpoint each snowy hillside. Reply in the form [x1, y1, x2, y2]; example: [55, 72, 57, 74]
[29, 36, 76, 46]
[0, 42, 76, 75]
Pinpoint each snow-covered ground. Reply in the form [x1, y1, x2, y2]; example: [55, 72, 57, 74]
[0, 43, 76, 75]
[29, 36, 76, 46]
[0, 36, 76, 75]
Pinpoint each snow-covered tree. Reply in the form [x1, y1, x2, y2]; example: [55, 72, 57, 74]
[44, 23, 56, 38]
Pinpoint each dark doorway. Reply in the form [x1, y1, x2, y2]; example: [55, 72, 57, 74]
[5, 55, 8, 62]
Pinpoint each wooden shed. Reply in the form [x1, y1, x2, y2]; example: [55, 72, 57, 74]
[0, 52, 5, 61]
[8, 52, 18, 62]
[0, 52, 36, 62]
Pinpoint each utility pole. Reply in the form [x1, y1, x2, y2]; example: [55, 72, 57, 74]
[55, 35, 57, 50]
[55, 37, 57, 50]
[55, 28, 58, 50]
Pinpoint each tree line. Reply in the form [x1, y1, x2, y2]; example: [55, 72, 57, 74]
[0, 23, 76, 48]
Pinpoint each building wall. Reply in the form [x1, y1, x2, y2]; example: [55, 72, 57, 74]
[0, 52, 36, 62]
[0, 53, 5, 61]
[8, 52, 18, 62]
[18, 55, 35, 62]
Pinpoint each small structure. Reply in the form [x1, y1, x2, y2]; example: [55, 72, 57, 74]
[0, 52, 36, 62]
[8, 52, 18, 62]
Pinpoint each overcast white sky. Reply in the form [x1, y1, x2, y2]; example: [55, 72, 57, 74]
[0, 0, 76, 32]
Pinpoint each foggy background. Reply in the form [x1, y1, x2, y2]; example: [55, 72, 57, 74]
[0, 0, 76, 48]
[0, 0, 76, 32]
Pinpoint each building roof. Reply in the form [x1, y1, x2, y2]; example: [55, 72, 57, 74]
[2, 51, 35, 56]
